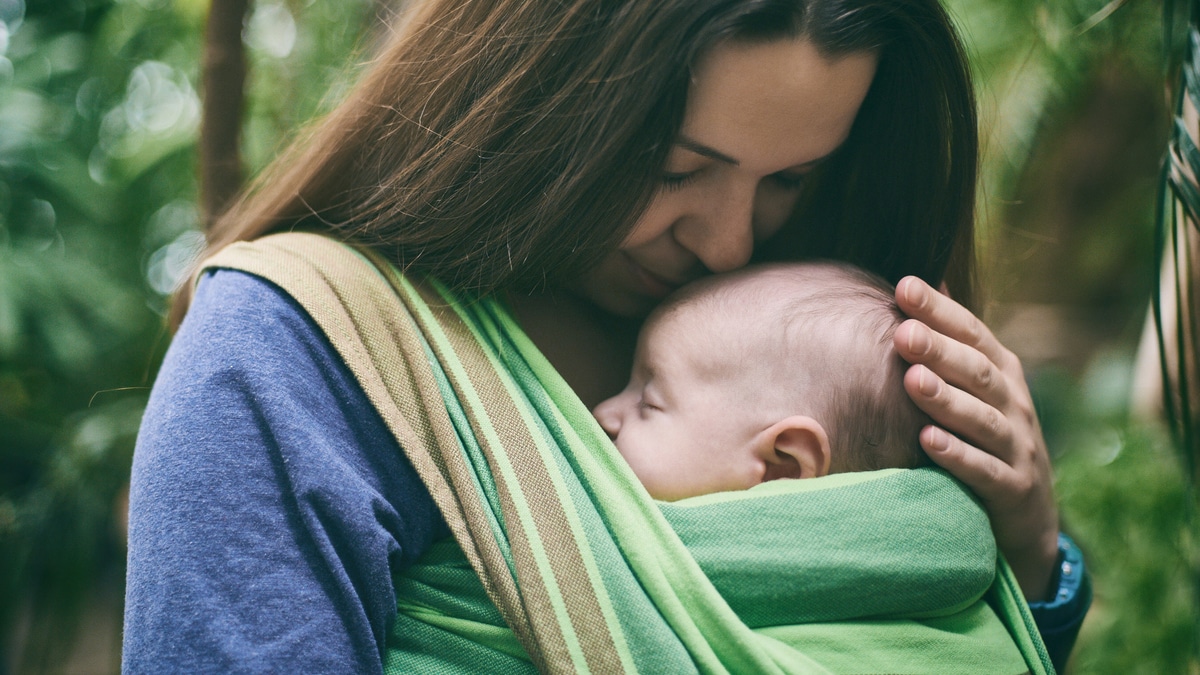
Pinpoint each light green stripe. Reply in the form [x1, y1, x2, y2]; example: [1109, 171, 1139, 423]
[470, 299, 639, 672]
[418, 331, 518, 578]
[671, 468, 904, 508]
[349, 247, 516, 574]
[537, 384, 762, 674]
[398, 276, 591, 674]
[445, 290, 636, 672]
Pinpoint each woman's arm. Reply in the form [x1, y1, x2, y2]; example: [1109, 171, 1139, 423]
[891, 276, 1060, 600]
[123, 270, 446, 674]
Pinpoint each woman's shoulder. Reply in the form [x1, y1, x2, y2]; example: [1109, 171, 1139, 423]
[152, 268, 423, 496]
[181, 266, 319, 355]
[146, 266, 433, 500]
[128, 269, 448, 673]
[166, 264, 373, 395]
[145, 267, 446, 551]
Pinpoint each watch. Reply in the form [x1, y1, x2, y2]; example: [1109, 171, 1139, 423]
[1027, 532, 1091, 629]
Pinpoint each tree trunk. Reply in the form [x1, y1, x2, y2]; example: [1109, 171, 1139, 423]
[200, 0, 252, 230]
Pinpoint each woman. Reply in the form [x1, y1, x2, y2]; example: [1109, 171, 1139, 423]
[124, 0, 1089, 672]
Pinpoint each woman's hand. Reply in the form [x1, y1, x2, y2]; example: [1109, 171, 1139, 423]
[893, 276, 1059, 602]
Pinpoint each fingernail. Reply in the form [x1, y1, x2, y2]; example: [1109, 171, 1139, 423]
[903, 277, 926, 308]
[924, 427, 949, 451]
[907, 325, 931, 356]
[917, 367, 940, 396]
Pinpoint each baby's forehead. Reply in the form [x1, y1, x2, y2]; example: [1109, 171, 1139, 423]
[642, 266, 887, 368]
[640, 302, 726, 360]
[649, 270, 806, 335]
[641, 291, 780, 375]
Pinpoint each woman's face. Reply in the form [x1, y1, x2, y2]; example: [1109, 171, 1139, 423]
[576, 38, 878, 318]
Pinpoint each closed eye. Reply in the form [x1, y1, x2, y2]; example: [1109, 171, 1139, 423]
[660, 171, 700, 192]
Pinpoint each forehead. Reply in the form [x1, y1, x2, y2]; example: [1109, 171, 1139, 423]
[683, 38, 877, 173]
[640, 293, 764, 381]
[640, 301, 715, 362]
[643, 268, 882, 379]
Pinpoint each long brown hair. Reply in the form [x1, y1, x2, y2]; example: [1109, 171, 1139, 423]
[177, 0, 978, 325]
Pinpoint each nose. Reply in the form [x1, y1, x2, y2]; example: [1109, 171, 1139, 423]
[592, 397, 622, 440]
[672, 180, 756, 274]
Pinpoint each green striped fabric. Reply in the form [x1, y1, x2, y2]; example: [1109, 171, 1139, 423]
[201, 233, 1054, 675]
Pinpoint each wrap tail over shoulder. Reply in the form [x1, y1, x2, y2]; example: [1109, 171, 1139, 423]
[200, 233, 1054, 675]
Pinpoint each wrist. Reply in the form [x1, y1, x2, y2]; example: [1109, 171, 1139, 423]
[1010, 527, 1061, 602]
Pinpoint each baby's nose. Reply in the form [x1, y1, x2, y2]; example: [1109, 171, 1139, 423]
[592, 399, 621, 440]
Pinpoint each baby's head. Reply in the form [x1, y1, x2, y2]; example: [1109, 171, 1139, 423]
[592, 262, 929, 501]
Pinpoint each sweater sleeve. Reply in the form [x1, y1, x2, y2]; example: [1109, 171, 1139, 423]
[123, 269, 448, 674]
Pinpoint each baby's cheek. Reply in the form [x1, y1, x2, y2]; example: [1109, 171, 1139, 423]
[613, 437, 652, 480]
[614, 440, 670, 499]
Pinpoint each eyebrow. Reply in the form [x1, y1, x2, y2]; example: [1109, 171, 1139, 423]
[675, 135, 835, 171]
[676, 136, 740, 166]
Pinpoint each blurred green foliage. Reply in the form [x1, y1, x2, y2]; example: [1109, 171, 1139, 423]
[1, 1, 200, 669]
[953, 0, 1166, 319]
[0, 0, 1191, 673]
[0, 0, 373, 670]
[1033, 357, 1198, 673]
[1059, 420, 1196, 674]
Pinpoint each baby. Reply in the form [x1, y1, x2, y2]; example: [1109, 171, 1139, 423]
[592, 261, 930, 501]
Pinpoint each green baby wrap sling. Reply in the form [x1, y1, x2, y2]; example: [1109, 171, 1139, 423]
[201, 233, 1054, 675]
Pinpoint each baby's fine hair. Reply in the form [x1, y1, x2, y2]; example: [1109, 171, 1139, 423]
[662, 261, 931, 473]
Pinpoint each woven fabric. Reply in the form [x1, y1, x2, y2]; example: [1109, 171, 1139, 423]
[200, 233, 1053, 675]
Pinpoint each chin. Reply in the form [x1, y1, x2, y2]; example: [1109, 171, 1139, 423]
[593, 292, 657, 320]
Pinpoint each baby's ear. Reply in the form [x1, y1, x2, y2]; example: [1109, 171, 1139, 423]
[760, 416, 831, 480]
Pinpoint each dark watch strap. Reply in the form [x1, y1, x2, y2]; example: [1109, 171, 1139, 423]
[1027, 532, 1092, 672]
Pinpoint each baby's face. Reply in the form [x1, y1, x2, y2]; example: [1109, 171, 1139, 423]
[592, 307, 772, 501]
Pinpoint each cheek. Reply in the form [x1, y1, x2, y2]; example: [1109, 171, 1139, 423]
[753, 185, 802, 242]
[621, 195, 677, 249]
[614, 414, 674, 468]
[613, 424, 656, 477]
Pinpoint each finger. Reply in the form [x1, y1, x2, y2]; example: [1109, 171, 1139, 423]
[919, 425, 1015, 504]
[895, 319, 1011, 411]
[895, 276, 1012, 368]
[904, 364, 1014, 458]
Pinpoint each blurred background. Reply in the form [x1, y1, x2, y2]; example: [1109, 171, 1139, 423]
[0, 0, 1192, 672]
